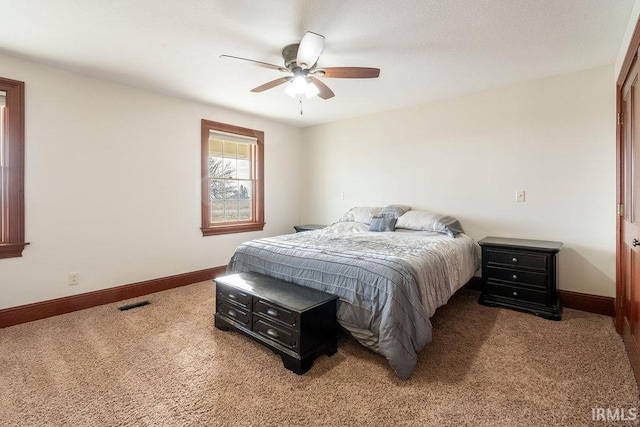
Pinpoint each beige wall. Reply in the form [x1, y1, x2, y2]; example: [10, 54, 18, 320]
[301, 65, 616, 297]
[0, 51, 621, 308]
[0, 53, 302, 309]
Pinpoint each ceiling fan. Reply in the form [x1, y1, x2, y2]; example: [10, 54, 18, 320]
[221, 31, 380, 100]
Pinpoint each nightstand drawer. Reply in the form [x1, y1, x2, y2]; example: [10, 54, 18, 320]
[217, 283, 251, 308]
[485, 249, 547, 271]
[254, 299, 298, 329]
[486, 267, 547, 288]
[487, 282, 547, 305]
[217, 301, 252, 329]
[254, 318, 298, 351]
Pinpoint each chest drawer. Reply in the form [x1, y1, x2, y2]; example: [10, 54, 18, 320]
[217, 283, 251, 307]
[486, 267, 547, 288]
[217, 301, 252, 329]
[254, 299, 298, 329]
[485, 249, 547, 271]
[253, 318, 298, 351]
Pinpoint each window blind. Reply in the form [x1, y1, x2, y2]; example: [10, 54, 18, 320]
[209, 130, 257, 144]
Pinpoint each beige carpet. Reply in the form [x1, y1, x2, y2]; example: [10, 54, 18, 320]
[0, 282, 638, 427]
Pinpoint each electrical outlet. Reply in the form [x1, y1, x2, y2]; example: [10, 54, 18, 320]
[515, 190, 526, 202]
[68, 272, 80, 286]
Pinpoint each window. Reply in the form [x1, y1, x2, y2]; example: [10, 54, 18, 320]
[0, 77, 27, 259]
[201, 119, 264, 236]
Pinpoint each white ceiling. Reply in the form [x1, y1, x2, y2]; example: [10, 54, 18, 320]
[0, 0, 634, 127]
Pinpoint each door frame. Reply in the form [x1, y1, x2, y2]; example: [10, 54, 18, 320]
[617, 15, 640, 385]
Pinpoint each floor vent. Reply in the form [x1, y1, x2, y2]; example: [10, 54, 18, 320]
[118, 301, 150, 311]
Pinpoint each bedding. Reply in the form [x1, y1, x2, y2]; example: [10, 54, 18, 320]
[226, 221, 478, 380]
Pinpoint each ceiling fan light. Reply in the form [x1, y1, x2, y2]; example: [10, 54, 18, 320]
[285, 75, 315, 98]
[291, 76, 307, 93]
[284, 81, 298, 98]
[305, 81, 319, 99]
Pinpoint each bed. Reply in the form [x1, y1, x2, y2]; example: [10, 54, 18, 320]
[225, 206, 479, 380]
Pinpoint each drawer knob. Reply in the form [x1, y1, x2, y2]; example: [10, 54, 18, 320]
[227, 309, 237, 318]
[512, 291, 518, 297]
[512, 257, 518, 263]
[228, 293, 237, 300]
[266, 308, 279, 317]
[512, 274, 518, 280]
[266, 328, 280, 339]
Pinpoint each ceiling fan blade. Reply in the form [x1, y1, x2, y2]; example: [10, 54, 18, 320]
[309, 76, 335, 100]
[313, 67, 380, 79]
[296, 32, 325, 69]
[250, 77, 292, 93]
[220, 55, 288, 72]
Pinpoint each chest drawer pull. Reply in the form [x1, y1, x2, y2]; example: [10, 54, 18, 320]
[267, 308, 279, 317]
[512, 291, 518, 297]
[512, 274, 518, 280]
[512, 257, 518, 263]
[228, 293, 237, 300]
[266, 328, 280, 338]
[227, 309, 237, 318]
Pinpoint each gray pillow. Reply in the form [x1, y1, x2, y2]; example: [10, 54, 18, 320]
[378, 204, 411, 219]
[369, 216, 397, 232]
[337, 207, 382, 225]
[395, 210, 464, 237]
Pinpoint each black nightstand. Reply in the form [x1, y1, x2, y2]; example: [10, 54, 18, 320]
[478, 236, 563, 320]
[293, 224, 327, 233]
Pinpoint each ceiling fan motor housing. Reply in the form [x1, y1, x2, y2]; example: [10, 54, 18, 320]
[282, 44, 300, 70]
[282, 43, 317, 71]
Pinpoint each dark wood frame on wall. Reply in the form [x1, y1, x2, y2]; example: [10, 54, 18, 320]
[200, 119, 265, 236]
[616, 16, 640, 385]
[0, 77, 27, 259]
